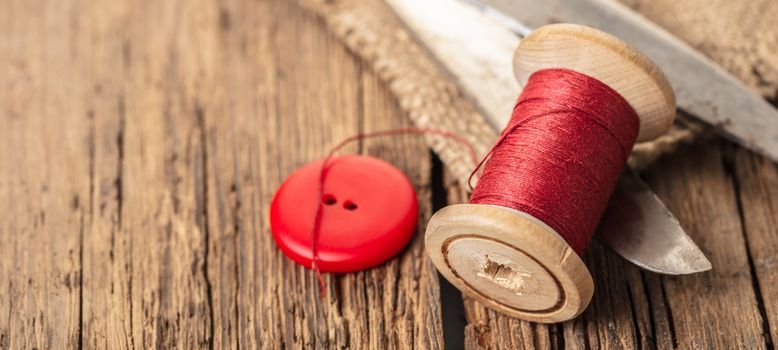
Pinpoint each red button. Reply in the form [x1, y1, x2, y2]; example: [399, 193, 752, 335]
[270, 155, 418, 273]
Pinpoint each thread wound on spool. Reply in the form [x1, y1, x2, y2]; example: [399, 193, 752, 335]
[471, 68, 640, 254]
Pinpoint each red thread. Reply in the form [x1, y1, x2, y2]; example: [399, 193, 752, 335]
[470, 68, 639, 255]
[312, 128, 478, 297]
[306, 69, 637, 296]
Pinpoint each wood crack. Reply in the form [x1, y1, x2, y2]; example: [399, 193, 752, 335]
[723, 148, 775, 349]
[639, 272, 658, 350]
[555, 324, 565, 350]
[80, 101, 96, 350]
[78, 205, 85, 350]
[116, 97, 125, 229]
[116, 95, 134, 350]
[582, 318, 592, 350]
[431, 154, 466, 348]
[233, 213, 240, 350]
[625, 281, 643, 350]
[231, 179, 241, 350]
[659, 277, 677, 348]
[195, 104, 216, 350]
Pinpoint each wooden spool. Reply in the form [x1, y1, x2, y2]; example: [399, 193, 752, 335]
[425, 24, 676, 323]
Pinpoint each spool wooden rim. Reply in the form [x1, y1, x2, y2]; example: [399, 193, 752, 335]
[426, 204, 593, 323]
[513, 23, 676, 142]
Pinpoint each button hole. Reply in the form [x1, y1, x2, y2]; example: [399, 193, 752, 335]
[322, 194, 337, 205]
[343, 200, 358, 211]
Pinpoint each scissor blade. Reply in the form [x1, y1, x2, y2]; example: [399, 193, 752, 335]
[456, 0, 532, 37]
[481, 0, 778, 162]
[385, 0, 711, 274]
[598, 171, 711, 274]
[387, 0, 520, 128]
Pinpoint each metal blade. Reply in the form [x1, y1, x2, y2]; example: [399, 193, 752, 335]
[598, 171, 711, 274]
[481, 0, 778, 162]
[385, 0, 711, 274]
[387, 0, 520, 129]
[456, 0, 532, 37]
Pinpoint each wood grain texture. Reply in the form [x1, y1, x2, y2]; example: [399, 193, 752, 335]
[188, 0, 446, 347]
[643, 142, 767, 349]
[1, 1, 87, 348]
[626, 1, 778, 348]
[0, 0, 444, 348]
[619, 4, 778, 346]
[1, 0, 777, 348]
[732, 149, 778, 346]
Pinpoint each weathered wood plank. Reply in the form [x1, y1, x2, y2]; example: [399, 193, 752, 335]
[0, 0, 88, 348]
[76, 0, 222, 347]
[624, 1, 778, 347]
[733, 149, 778, 346]
[199, 0, 265, 347]
[79, 1, 134, 348]
[245, 2, 364, 347]
[120, 1, 216, 347]
[202, 0, 444, 348]
[576, 244, 652, 350]
[644, 142, 767, 349]
[0, 0, 445, 347]
[342, 66, 443, 350]
[3, 0, 777, 348]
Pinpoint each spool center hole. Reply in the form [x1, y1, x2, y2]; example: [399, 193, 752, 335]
[477, 255, 531, 295]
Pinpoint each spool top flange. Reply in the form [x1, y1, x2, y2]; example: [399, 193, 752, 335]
[513, 23, 676, 142]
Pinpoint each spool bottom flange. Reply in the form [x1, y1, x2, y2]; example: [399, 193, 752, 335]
[426, 204, 593, 323]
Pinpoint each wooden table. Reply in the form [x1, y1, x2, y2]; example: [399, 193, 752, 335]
[1, 0, 776, 348]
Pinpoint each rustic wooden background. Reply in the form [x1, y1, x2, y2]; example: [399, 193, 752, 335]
[1, 0, 776, 349]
